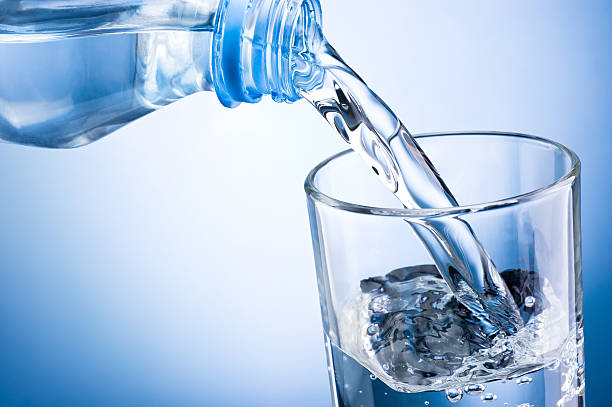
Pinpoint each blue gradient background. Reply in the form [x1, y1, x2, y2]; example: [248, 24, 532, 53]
[0, 1, 610, 405]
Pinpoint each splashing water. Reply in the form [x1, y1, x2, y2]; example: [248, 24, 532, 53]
[338, 265, 570, 394]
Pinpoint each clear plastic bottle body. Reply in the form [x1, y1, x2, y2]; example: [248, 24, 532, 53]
[0, 0, 317, 147]
[0, 0, 219, 41]
[0, 31, 215, 147]
[0, 0, 220, 147]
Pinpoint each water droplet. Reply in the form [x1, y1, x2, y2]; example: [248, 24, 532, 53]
[524, 296, 536, 308]
[464, 384, 486, 395]
[446, 387, 463, 403]
[480, 393, 497, 402]
[516, 376, 533, 385]
[369, 374, 377, 380]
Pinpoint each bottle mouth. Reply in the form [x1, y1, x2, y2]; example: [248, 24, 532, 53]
[212, 0, 322, 108]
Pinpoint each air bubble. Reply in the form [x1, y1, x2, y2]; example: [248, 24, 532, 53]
[524, 296, 536, 308]
[480, 393, 497, 402]
[358, 390, 363, 395]
[382, 363, 390, 371]
[367, 325, 379, 335]
[464, 384, 486, 395]
[517, 404, 533, 407]
[424, 402, 429, 406]
[369, 296, 390, 313]
[369, 374, 377, 380]
[446, 387, 463, 403]
[516, 377, 532, 385]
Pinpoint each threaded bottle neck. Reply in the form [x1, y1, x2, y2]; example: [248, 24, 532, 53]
[212, 0, 322, 107]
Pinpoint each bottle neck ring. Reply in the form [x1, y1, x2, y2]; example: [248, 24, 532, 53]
[212, 0, 322, 107]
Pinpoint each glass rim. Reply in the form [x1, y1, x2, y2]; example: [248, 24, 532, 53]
[304, 131, 581, 218]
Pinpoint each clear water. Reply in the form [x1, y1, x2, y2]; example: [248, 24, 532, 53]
[0, 31, 214, 147]
[292, 24, 523, 336]
[328, 343, 582, 407]
[0, 0, 217, 147]
[327, 265, 584, 407]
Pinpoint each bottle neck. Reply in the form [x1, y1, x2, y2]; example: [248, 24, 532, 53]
[212, 0, 322, 107]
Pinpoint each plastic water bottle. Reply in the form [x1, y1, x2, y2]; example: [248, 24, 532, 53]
[0, 0, 322, 147]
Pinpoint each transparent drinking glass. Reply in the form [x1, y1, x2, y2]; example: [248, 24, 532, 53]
[305, 132, 584, 407]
